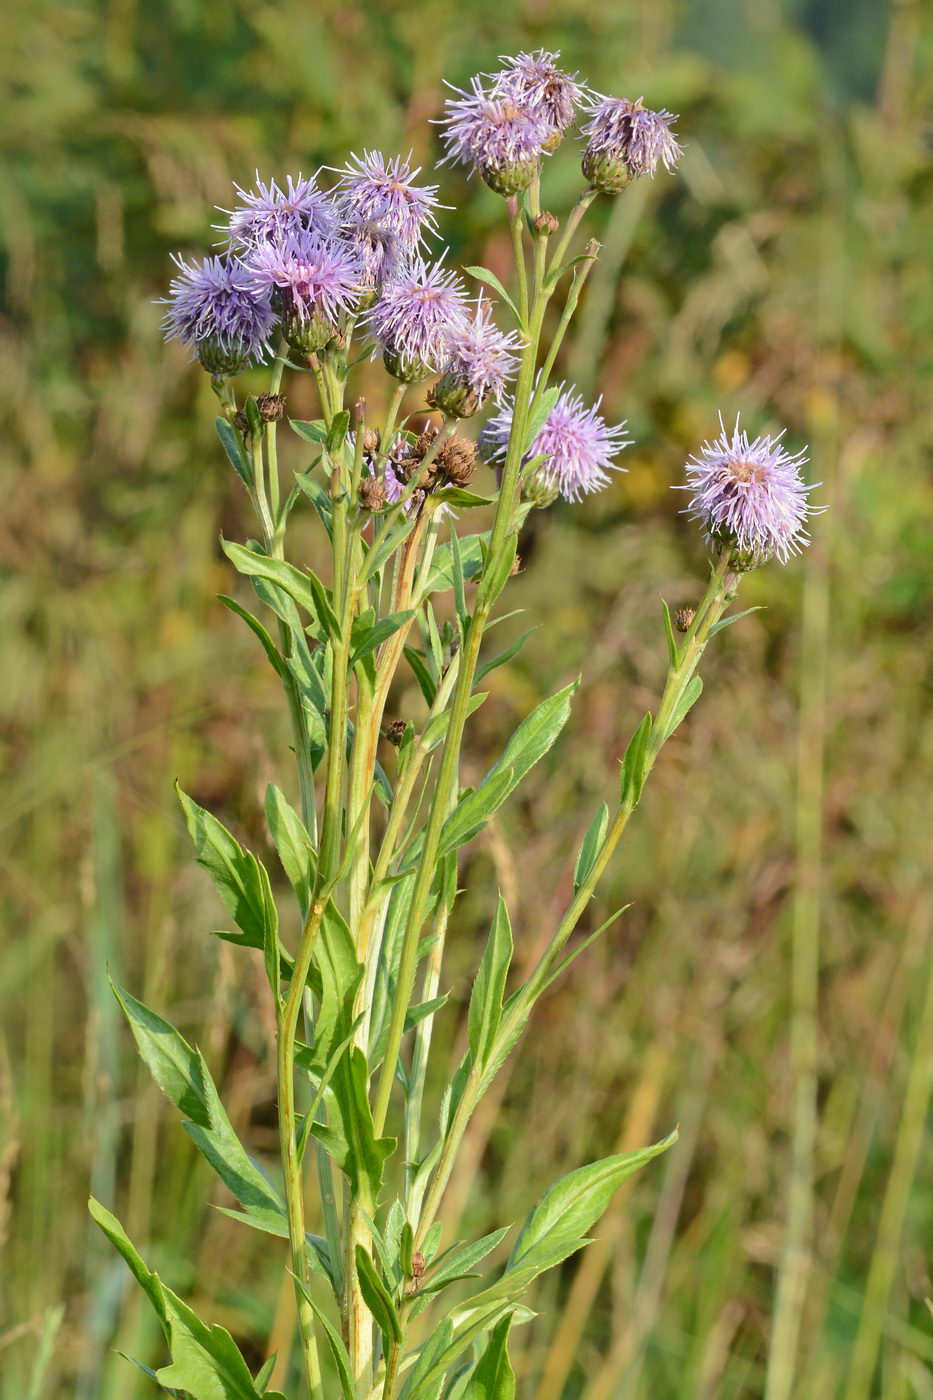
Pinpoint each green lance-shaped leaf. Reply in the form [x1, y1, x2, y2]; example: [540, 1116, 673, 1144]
[663, 674, 703, 739]
[215, 417, 253, 487]
[660, 599, 678, 667]
[351, 609, 415, 666]
[308, 1047, 395, 1203]
[475, 533, 518, 611]
[462, 1314, 516, 1400]
[397, 1319, 454, 1400]
[221, 538, 321, 623]
[111, 981, 286, 1232]
[264, 784, 315, 917]
[325, 408, 351, 455]
[573, 802, 609, 892]
[468, 896, 513, 1068]
[90, 1200, 286, 1400]
[619, 712, 652, 808]
[289, 417, 329, 445]
[354, 1245, 403, 1345]
[462, 265, 521, 322]
[217, 595, 286, 678]
[521, 385, 560, 456]
[177, 788, 279, 965]
[422, 532, 487, 597]
[456, 1134, 677, 1321]
[438, 680, 578, 857]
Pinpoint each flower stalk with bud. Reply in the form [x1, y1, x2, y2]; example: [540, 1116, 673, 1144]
[96, 48, 820, 1400]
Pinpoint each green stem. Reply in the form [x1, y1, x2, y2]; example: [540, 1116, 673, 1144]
[414, 555, 738, 1247]
[508, 195, 529, 327]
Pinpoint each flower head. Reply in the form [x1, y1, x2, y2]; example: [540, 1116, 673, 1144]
[489, 50, 584, 144]
[678, 416, 818, 567]
[438, 76, 551, 194]
[581, 96, 682, 193]
[340, 221, 407, 305]
[221, 173, 337, 249]
[364, 255, 471, 383]
[430, 298, 522, 417]
[334, 150, 442, 246]
[247, 229, 363, 353]
[482, 383, 631, 501]
[161, 254, 277, 373]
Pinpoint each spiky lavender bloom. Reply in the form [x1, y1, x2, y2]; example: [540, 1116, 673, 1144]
[161, 254, 277, 373]
[364, 256, 471, 383]
[334, 151, 442, 247]
[482, 384, 631, 502]
[247, 230, 363, 354]
[438, 76, 551, 195]
[221, 173, 337, 250]
[431, 299, 522, 417]
[489, 49, 584, 147]
[678, 416, 817, 568]
[581, 96, 682, 193]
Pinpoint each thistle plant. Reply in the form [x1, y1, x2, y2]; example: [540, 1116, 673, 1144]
[91, 50, 820, 1400]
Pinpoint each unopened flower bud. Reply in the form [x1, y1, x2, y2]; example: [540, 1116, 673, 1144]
[362, 427, 381, 455]
[383, 346, 435, 385]
[521, 469, 561, 510]
[674, 607, 695, 633]
[533, 211, 559, 235]
[256, 393, 286, 422]
[428, 373, 484, 420]
[283, 308, 337, 357]
[197, 336, 251, 376]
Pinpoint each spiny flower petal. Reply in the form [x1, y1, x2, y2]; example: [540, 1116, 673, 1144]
[431, 298, 522, 416]
[482, 383, 631, 501]
[246, 229, 364, 323]
[489, 49, 585, 135]
[334, 150, 442, 246]
[438, 76, 551, 193]
[677, 414, 820, 566]
[581, 96, 682, 192]
[161, 254, 277, 369]
[364, 255, 471, 382]
[220, 172, 337, 249]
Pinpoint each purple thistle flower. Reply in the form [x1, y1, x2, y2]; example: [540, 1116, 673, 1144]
[482, 383, 631, 502]
[678, 415, 818, 567]
[334, 150, 442, 247]
[340, 221, 408, 305]
[221, 173, 337, 249]
[581, 96, 683, 193]
[489, 49, 585, 143]
[161, 254, 277, 373]
[364, 255, 471, 383]
[438, 76, 551, 195]
[247, 229, 363, 353]
[431, 298, 522, 417]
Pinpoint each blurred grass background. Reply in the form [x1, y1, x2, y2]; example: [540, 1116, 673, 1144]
[1, 0, 931, 1396]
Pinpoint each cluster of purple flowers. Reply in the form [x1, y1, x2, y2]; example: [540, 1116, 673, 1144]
[160, 53, 818, 560]
[437, 49, 682, 196]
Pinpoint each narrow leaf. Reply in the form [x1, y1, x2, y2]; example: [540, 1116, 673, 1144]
[619, 712, 652, 808]
[468, 897, 513, 1067]
[215, 417, 253, 487]
[217, 595, 285, 677]
[462, 266, 520, 321]
[660, 599, 678, 667]
[665, 675, 702, 737]
[573, 802, 609, 893]
[462, 1314, 516, 1400]
[355, 1245, 403, 1344]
